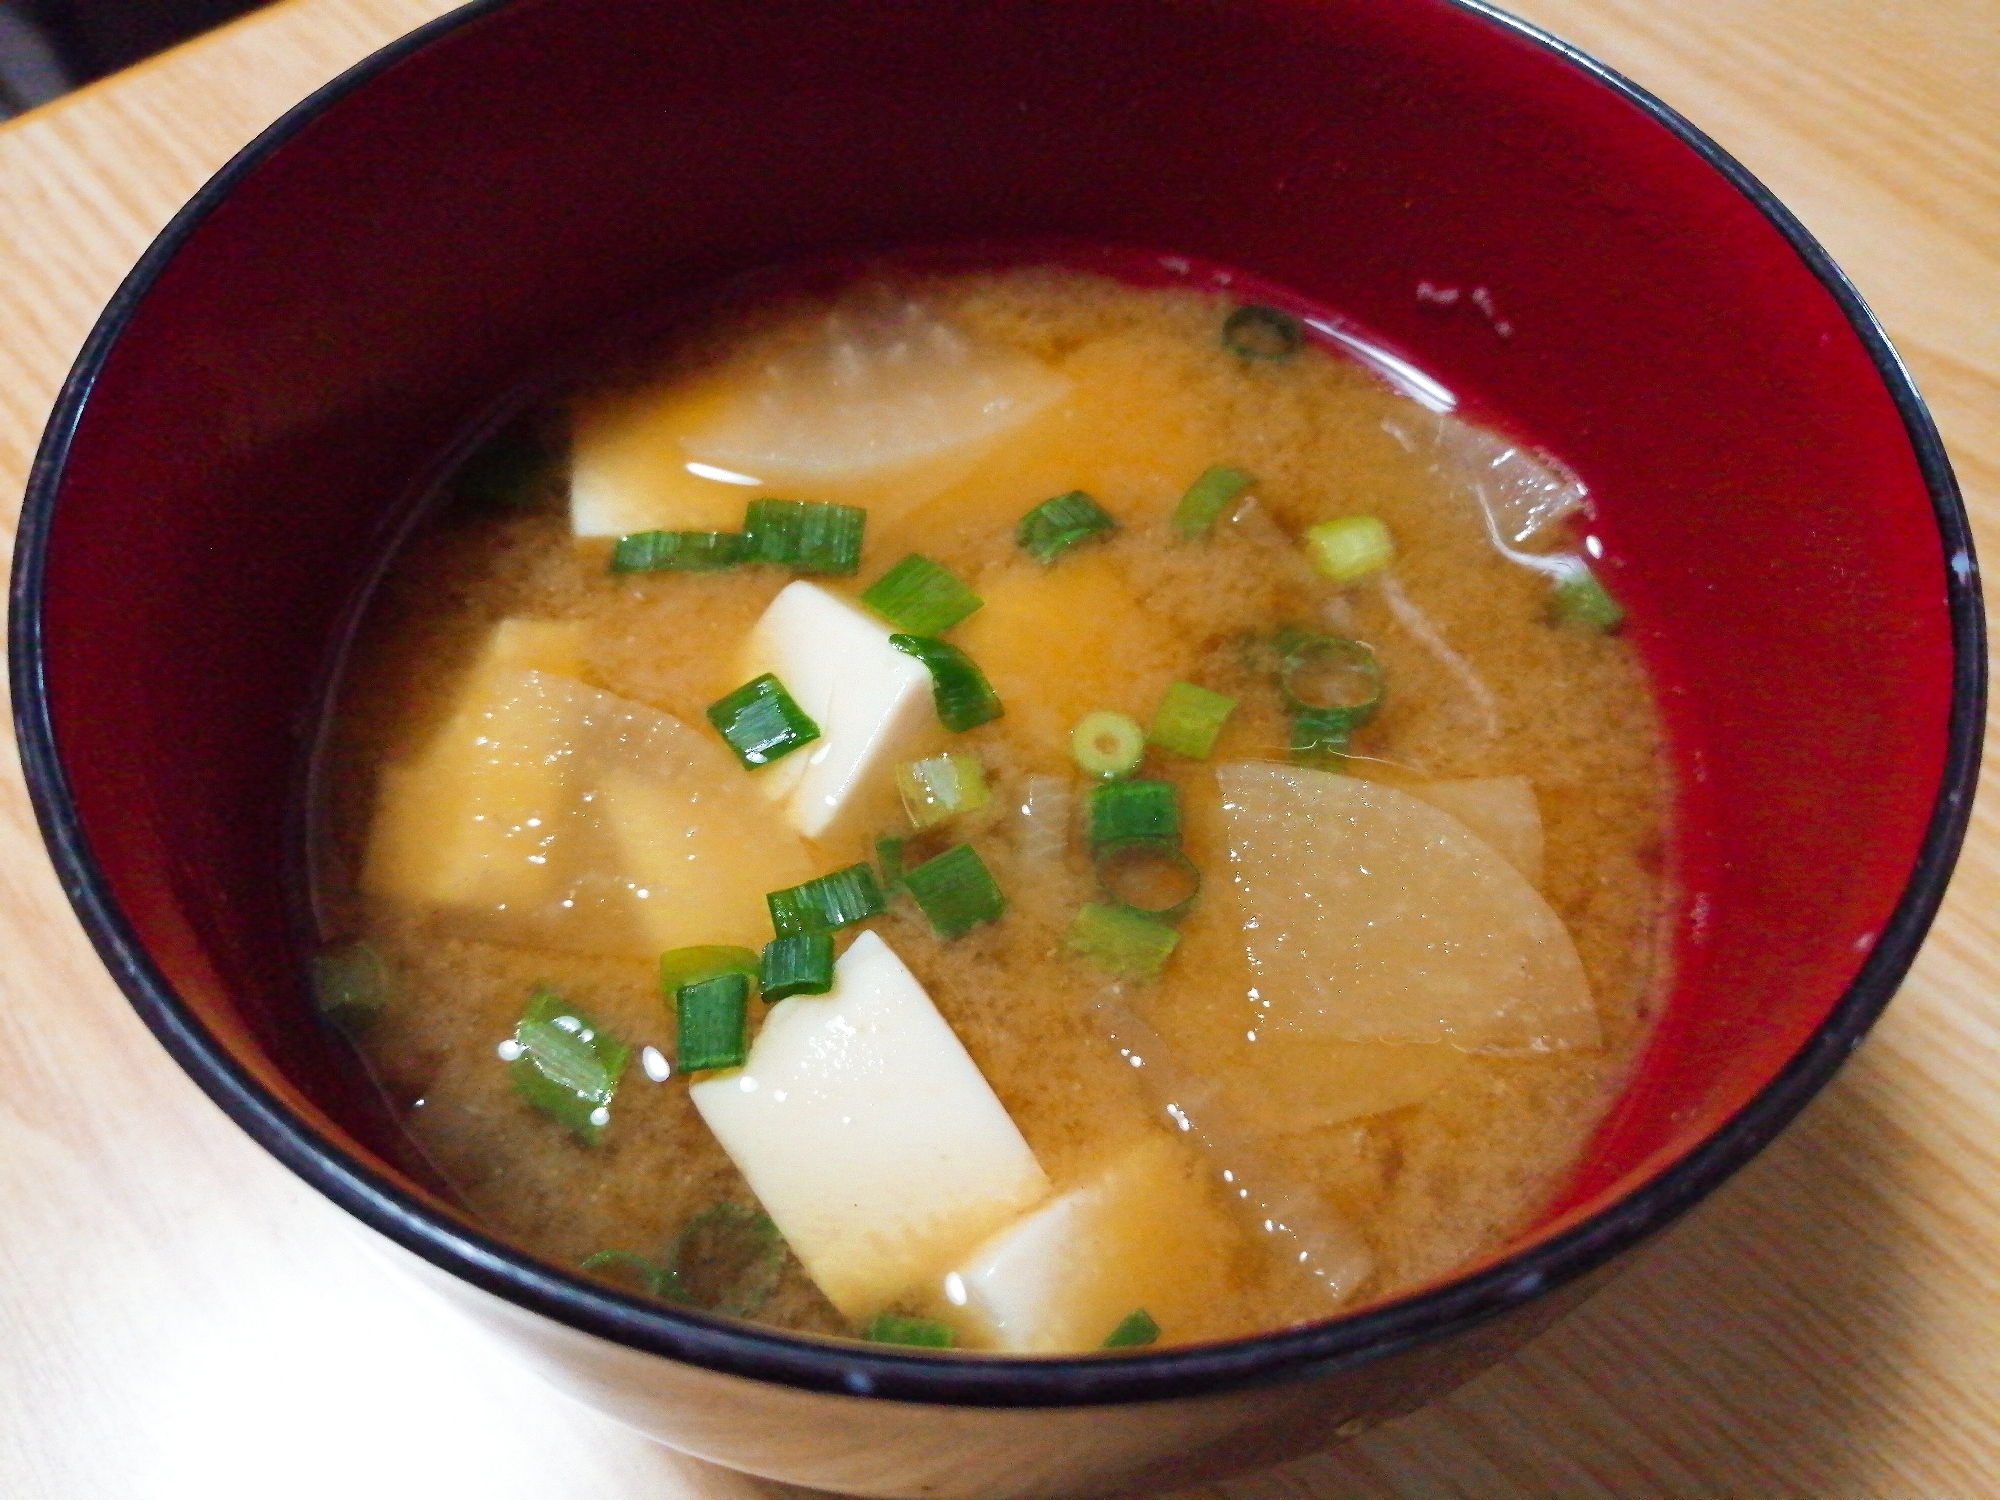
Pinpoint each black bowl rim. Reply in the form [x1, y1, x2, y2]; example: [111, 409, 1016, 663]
[9, 0, 1984, 1409]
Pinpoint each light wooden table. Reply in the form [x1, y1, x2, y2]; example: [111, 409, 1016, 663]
[1, 2, 1994, 1496]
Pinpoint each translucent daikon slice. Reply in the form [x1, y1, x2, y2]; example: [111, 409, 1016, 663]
[682, 294, 1070, 484]
[363, 667, 810, 957]
[1402, 775, 1544, 886]
[1216, 762, 1597, 1052]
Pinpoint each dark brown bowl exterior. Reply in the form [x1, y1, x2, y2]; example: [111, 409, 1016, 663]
[11, 1, 1981, 1495]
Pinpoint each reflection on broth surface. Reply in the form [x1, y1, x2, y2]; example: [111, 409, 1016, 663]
[310, 265, 1668, 1353]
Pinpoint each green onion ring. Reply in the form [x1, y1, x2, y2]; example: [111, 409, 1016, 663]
[1094, 837, 1202, 922]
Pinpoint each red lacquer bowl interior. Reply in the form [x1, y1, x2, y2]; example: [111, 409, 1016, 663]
[14, 0, 1977, 1399]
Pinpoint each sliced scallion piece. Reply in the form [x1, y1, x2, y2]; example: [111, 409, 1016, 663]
[1102, 1308, 1161, 1349]
[658, 945, 760, 997]
[877, 836, 908, 893]
[862, 553, 984, 635]
[1016, 490, 1117, 564]
[1066, 903, 1180, 981]
[1087, 778, 1181, 850]
[1290, 708, 1354, 769]
[310, 941, 392, 1033]
[1305, 515, 1394, 583]
[1095, 838, 1201, 922]
[865, 1313, 956, 1348]
[510, 988, 629, 1145]
[676, 971, 750, 1073]
[768, 863, 887, 935]
[1551, 566, 1625, 633]
[889, 634, 1005, 732]
[903, 843, 1007, 939]
[660, 1204, 784, 1317]
[706, 672, 821, 769]
[760, 932, 836, 1002]
[1222, 304, 1304, 361]
[1148, 682, 1235, 761]
[578, 1249, 667, 1298]
[1277, 633, 1384, 731]
[744, 498, 867, 575]
[612, 529, 746, 573]
[897, 751, 991, 829]
[1070, 710, 1145, 780]
[1172, 465, 1254, 540]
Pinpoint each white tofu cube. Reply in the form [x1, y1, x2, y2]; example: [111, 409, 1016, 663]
[690, 930, 1049, 1320]
[940, 1137, 1246, 1353]
[739, 581, 939, 842]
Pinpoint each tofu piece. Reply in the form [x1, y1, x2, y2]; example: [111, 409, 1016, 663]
[362, 639, 812, 957]
[738, 581, 939, 841]
[940, 1137, 1245, 1353]
[952, 555, 1188, 772]
[690, 930, 1050, 1320]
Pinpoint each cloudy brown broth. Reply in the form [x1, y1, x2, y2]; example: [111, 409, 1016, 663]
[309, 268, 1668, 1351]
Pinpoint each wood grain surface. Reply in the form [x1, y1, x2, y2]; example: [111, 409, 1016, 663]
[1, 2, 1994, 1496]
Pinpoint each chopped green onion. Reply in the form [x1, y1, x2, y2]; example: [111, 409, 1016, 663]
[896, 752, 991, 829]
[760, 932, 836, 1001]
[510, 988, 629, 1145]
[1277, 634, 1383, 731]
[1172, 465, 1254, 540]
[676, 971, 750, 1072]
[611, 530, 746, 573]
[744, 498, 867, 575]
[1222, 304, 1304, 361]
[768, 863, 887, 935]
[456, 419, 555, 512]
[706, 673, 822, 769]
[660, 1204, 784, 1317]
[1148, 682, 1235, 760]
[1102, 1308, 1161, 1348]
[862, 553, 984, 635]
[1291, 708, 1353, 769]
[1551, 567, 1625, 633]
[1067, 903, 1180, 981]
[877, 836, 908, 892]
[903, 843, 1007, 938]
[1305, 515, 1395, 583]
[1088, 779, 1181, 849]
[579, 1249, 668, 1298]
[1070, 710, 1145, 780]
[865, 1313, 956, 1348]
[1095, 839, 1202, 922]
[889, 634, 1005, 732]
[310, 942, 392, 1033]
[658, 945, 760, 998]
[1016, 490, 1117, 564]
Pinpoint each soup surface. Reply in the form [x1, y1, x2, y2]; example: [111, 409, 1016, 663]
[311, 266, 1668, 1353]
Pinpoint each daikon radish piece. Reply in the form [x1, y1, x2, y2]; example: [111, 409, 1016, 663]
[363, 663, 809, 956]
[1217, 762, 1598, 1051]
[1402, 775, 1544, 886]
[570, 294, 1068, 537]
[691, 931, 1050, 1319]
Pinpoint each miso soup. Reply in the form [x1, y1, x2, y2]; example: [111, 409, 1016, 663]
[309, 266, 1668, 1353]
